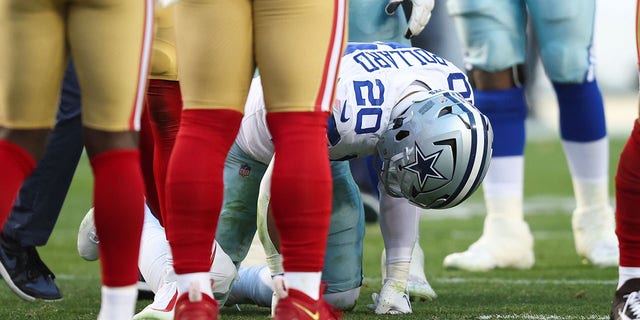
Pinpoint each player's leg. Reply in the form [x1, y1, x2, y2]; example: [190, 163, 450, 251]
[0, 1, 66, 234]
[255, 0, 346, 318]
[215, 142, 268, 267]
[251, 160, 363, 314]
[610, 119, 640, 320]
[168, 1, 251, 317]
[373, 192, 418, 314]
[381, 238, 437, 302]
[0, 60, 82, 301]
[443, 0, 534, 271]
[610, 2, 640, 318]
[0, 1, 69, 300]
[527, 0, 616, 268]
[68, 0, 153, 318]
[145, 79, 182, 225]
[348, 0, 408, 43]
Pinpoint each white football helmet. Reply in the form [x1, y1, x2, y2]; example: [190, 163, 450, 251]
[375, 89, 493, 209]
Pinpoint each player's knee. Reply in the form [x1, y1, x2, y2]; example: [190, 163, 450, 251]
[540, 41, 591, 83]
[324, 287, 361, 311]
[470, 64, 526, 90]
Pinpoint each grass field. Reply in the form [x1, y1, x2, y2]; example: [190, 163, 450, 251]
[0, 137, 627, 319]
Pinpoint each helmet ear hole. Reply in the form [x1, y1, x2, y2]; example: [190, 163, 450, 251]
[437, 106, 452, 117]
[392, 117, 404, 129]
[395, 130, 410, 141]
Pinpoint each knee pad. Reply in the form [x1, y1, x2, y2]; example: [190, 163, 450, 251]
[324, 287, 361, 311]
[540, 40, 592, 83]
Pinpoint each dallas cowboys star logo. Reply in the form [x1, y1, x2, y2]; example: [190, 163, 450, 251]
[403, 144, 445, 188]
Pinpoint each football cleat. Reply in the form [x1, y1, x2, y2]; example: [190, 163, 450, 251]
[573, 205, 619, 267]
[368, 279, 412, 314]
[273, 287, 342, 320]
[133, 281, 177, 320]
[77, 207, 99, 261]
[407, 274, 437, 302]
[443, 217, 534, 271]
[611, 278, 640, 320]
[174, 282, 219, 320]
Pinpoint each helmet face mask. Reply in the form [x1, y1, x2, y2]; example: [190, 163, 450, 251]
[375, 89, 493, 209]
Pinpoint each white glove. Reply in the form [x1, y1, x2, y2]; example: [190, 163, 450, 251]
[385, 0, 435, 39]
[156, 0, 179, 8]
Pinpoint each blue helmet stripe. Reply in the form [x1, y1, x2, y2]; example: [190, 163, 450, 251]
[438, 92, 481, 208]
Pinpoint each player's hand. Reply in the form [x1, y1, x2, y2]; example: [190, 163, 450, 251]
[385, 0, 435, 39]
[156, 0, 179, 8]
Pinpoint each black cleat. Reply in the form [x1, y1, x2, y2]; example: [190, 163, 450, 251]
[611, 278, 640, 320]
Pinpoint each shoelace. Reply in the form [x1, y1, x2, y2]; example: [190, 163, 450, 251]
[25, 246, 55, 281]
[621, 291, 640, 319]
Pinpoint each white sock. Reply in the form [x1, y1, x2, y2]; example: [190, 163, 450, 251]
[572, 179, 610, 210]
[482, 156, 524, 221]
[97, 285, 137, 320]
[562, 138, 608, 182]
[618, 267, 640, 289]
[562, 138, 610, 210]
[284, 272, 322, 300]
[176, 272, 213, 298]
[385, 262, 410, 288]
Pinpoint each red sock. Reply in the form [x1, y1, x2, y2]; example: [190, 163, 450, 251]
[139, 103, 160, 219]
[266, 112, 332, 272]
[91, 149, 145, 287]
[165, 109, 242, 274]
[147, 80, 183, 226]
[0, 140, 35, 228]
[616, 120, 640, 267]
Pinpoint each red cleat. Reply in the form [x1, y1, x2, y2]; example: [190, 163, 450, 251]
[174, 284, 219, 320]
[274, 289, 342, 320]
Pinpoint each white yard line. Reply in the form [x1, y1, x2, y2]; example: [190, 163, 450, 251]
[438, 277, 616, 286]
[421, 196, 582, 220]
[477, 314, 607, 320]
[364, 277, 616, 286]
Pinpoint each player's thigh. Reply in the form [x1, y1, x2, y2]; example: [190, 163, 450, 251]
[254, 0, 346, 112]
[217, 143, 268, 263]
[348, 0, 407, 42]
[2, 1, 66, 129]
[527, 0, 596, 83]
[175, 0, 254, 113]
[67, 0, 152, 132]
[323, 161, 365, 293]
[446, 0, 526, 71]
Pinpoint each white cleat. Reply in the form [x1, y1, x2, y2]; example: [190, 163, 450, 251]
[77, 207, 99, 261]
[407, 274, 437, 302]
[443, 217, 535, 271]
[133, 281, 177, 320]
[368, 280, 412, 314]
[573, 205, 619, 268]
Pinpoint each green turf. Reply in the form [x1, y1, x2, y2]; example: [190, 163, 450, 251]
[0, 138, 625, 319]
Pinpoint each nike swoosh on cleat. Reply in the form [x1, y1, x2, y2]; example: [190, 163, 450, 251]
[292, 301, 320, 320]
